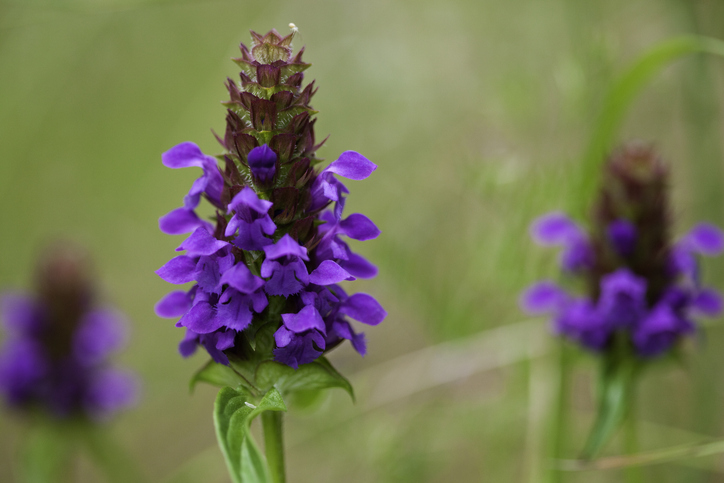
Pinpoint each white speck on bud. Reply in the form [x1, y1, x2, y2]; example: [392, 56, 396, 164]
[245, 402, 257, 409]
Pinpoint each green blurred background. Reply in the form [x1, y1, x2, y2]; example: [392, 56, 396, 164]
[2, 0, 724, 481]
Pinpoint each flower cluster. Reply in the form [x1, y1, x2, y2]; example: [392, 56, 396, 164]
[522, 143, 723, 357]
[155, 30, 386, 369]
[0, 246, 137, 420]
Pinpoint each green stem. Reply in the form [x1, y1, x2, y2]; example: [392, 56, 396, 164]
[262, 411, 286, 483]
[623, 403, 643, 483]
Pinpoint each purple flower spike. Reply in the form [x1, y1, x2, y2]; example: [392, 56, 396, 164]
[608, 219, 637, 256]
[0, 247, 137, 420]
[247, 144, 277, 184]
[686, 223, 724, 256]
[156, 33, 385, 369]
[520, 281, 568, 315]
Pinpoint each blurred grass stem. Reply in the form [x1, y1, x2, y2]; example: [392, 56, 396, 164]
[547, 343, 571, 483]
[623, 398, 643, 483]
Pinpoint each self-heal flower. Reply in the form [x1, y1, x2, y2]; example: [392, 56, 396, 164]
[0, 246, 137, 420]
[155, 29, 386, 371]
[522, 143, 723, 358]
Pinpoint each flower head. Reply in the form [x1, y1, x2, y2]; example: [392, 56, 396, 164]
[522, 143, 723, 358]
[0, 245, 137, 420]
[156, 29, 386, 370]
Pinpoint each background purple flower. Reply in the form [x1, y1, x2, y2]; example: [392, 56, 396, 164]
[0, 247, 138, 420]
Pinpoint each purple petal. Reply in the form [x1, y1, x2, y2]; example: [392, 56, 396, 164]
[216, 290, 253, 332]
[176, 227, 228, 257]
[250, 291, 269, 313]
[155, 291, 192, 318]
[520, 281, 568, 315]
[232, 218, 275, 251]
[0, 293, 43, 334]
[248, 145, 277, 183]
[0, 339, 47, 404]
[340, 293, 386, 325]
[261, 259, 309, 296]
[608, 219, 637, 256]
[179, 329, 199, 357]
[309, 260, 355, 285]
[220, 263, 265, 294]
[273, 330, 325, 369]
[73, 309, 127, 365]
[156, 256, 198, 284]
[687, 223, 724, 256]
[281, 305, 326, 334]
[162, 142, 210, 169]
[228, 187, 273, 215]
[274, 325, 294, 348]
[554, 299, 610, 351]
[325, 151, 377, 180]
[159, 208, 210, 235]
[598, 269, 647, 329]
[177, 302, 223, 334]
[263, 234, 309, 261]
[84, 368, 138, 420]
[214, 330, 236, 351]
[339, 252, 378, 279]
[331, 320, 367, 356]
[693, 289, 722, 316]
[339, 214, 380, 241]
[530, 212, 580, 245]
[633, 304, 685, 357]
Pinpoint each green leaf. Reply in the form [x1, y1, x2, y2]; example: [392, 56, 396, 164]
[190, 360, 249, 392]
[255, 356, 354, 401]
[240, 437, 269, 483]
[213, 387, 287, 483]
[576, 35, 724, 216]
